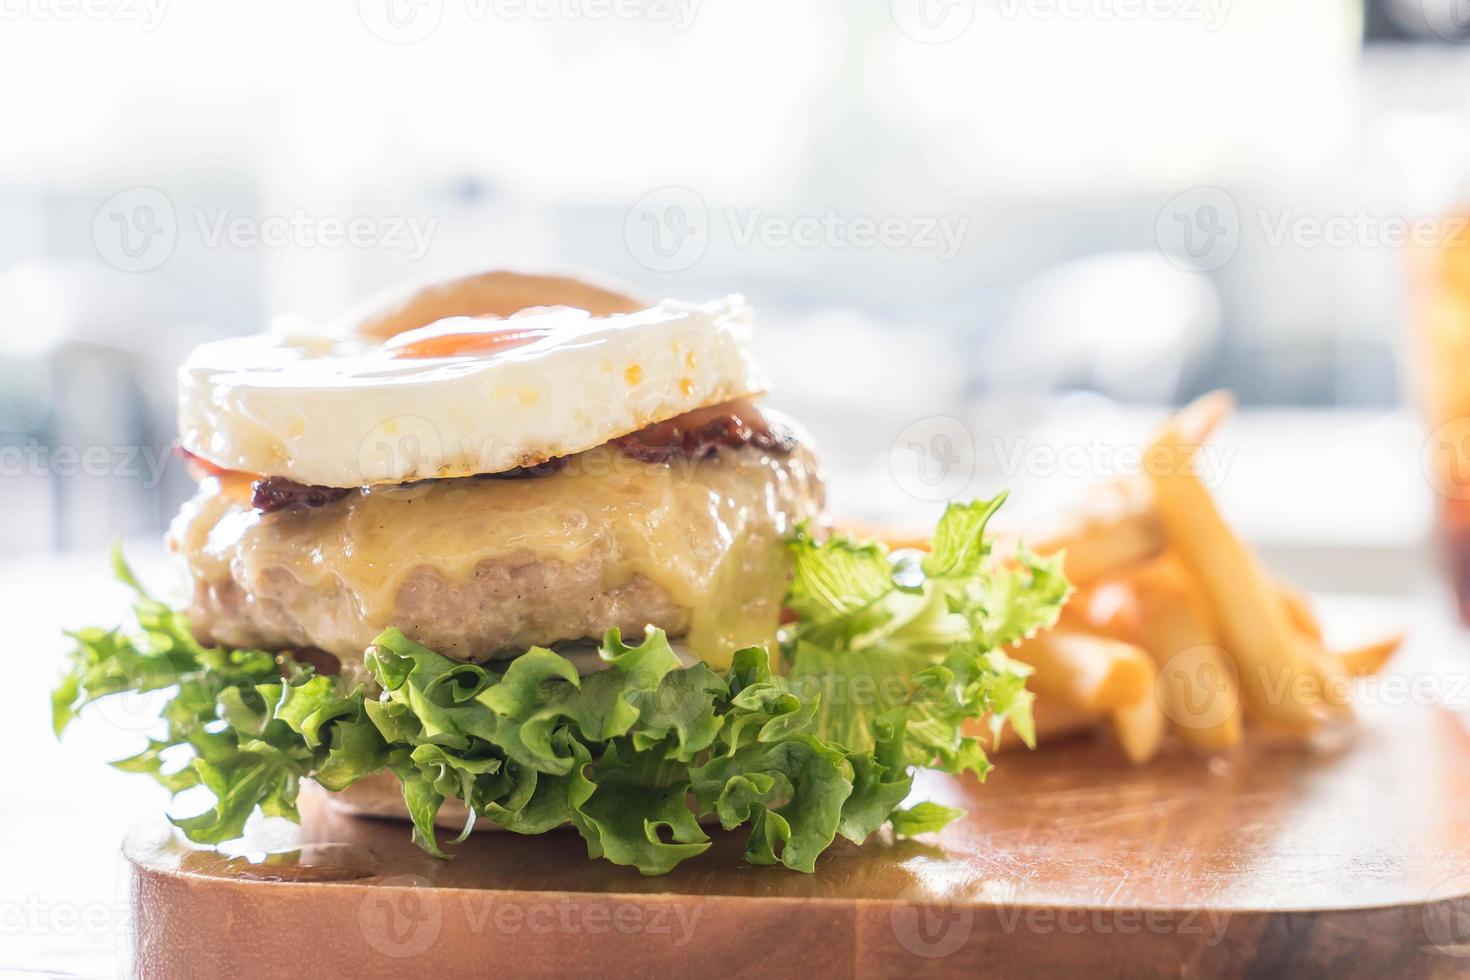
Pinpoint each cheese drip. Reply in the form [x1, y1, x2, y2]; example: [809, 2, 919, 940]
[170, 444, 823, 668]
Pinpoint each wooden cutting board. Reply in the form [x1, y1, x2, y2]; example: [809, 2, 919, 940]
[125, 697, 1470, 979]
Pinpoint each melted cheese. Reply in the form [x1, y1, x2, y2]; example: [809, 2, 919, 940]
[170, 443, 823, 668]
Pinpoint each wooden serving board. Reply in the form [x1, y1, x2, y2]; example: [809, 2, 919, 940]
[126, 697, 1470, 979]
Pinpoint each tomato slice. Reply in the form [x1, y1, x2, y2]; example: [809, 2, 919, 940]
[385, 325, 553, 359]
[175, 445, 235, 479]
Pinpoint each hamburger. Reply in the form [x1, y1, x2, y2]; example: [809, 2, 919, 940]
[54, 268, 1069, 875]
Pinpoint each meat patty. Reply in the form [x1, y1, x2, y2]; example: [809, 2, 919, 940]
[169, 422, 823, 667]
[189, 554, 692, 665]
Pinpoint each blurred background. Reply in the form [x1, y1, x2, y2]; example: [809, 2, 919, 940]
[2, 0, 1470, 598]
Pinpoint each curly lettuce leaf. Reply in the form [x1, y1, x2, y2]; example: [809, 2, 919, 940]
[783, 495, 1071, 821]
[54, 497, 1068, 875]
[53, 548, 389, 847]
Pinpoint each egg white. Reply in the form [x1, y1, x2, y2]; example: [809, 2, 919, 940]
[177, 296, 768, 487]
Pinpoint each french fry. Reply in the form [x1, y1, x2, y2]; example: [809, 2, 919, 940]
[1011, 630, 1155, 713]
[840, 486, 1165, 586]
[1129, 556, 1244, 751]
[1278, 581, 1323, 642]
[1111, 688, 1166, 765]
[1016, 479, 1166, 585]
[985, 699, 1105, 753]
[1337, 634, 1404, 676]
[1024, 388, 1229, 584]
[1171, 389, 1235, 447]
[1298, 639, 1354, 711]
[1063, 582, 1141, 643]
[1144, 409, 1327, 732]
[827, 519, 931, 553]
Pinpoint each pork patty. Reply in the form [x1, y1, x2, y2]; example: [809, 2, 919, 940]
[169, 420, 823, 666]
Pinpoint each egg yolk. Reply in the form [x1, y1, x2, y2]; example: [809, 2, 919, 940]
[385, 326, 554, 359]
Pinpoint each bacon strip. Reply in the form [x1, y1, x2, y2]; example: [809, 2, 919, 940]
[614, 399, 795, 464]
[190, 400, 794, 514]
[252, 478, 352, 514]
[174, 445, 232, 480]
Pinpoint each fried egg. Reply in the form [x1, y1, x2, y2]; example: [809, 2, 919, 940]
[177, 296, 767, 488]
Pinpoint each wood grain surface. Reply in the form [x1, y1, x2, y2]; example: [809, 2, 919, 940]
[123, 694, 1470, 979]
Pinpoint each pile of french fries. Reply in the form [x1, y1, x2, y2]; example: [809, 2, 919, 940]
[873, 391, 1405, 764]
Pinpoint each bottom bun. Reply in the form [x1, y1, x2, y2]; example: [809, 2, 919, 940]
[304, 773, 721, 834]
[304, 773, 495, 832]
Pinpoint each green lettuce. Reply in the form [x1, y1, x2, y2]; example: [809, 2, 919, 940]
[53, 496, 1068, 875]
